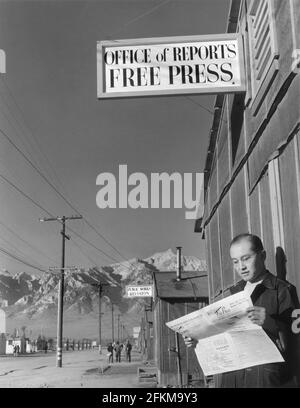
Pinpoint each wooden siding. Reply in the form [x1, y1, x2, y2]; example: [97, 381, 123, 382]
[152, 271, 209, 386]
[231, 169, 248, 235]
[259, 170, 276, 274]
[217, 108, 230, 193]
[206, 223, 214, 303]
[278, 132, 300, 289]
[200, 0, 300, 317]
[249, 182, 261, 235]
[219, 194, 234, 290]
[210, 214, 222, 297]
[153, 298, 208, 387]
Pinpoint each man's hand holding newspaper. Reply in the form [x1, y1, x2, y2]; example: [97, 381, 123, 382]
[166, 291, 284, 376]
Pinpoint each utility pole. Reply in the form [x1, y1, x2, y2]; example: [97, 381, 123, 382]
[39, 215, 82, 367]
[111, 302, 114, 342]
[91, 282, 108, 352]
[117, 314, 121, 342]
[120, 323, 123, 342]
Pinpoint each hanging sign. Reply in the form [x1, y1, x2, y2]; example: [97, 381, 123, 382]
[125, 285, 153, 298]
[97, 34, 245, 98]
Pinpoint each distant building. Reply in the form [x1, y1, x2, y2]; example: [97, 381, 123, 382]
[0, 309, 6, 334]
[0, 334, 6, 355]
[6, 337, 31, 354]
[133, 326, 141, 347]
[6, 338, 21, 354]
[0, 299, 8, 308]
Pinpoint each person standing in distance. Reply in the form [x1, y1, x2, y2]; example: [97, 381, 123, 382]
[125, 339, 132, 362]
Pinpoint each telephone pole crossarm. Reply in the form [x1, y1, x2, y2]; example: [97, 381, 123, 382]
[39, 214, 82, 367]
[91, 281, 110, 351]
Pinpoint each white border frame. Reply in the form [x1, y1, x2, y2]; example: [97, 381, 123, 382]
[97, 34, 246, 99]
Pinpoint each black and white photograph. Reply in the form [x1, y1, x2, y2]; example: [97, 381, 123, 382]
[0, 0, 300, 392]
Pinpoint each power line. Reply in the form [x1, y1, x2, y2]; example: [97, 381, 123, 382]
[185, 96, 227, 124]
[0, 77, 65, 191]
[0, 89, 131, 267]
[0, 171, 136, 272]
[0, 0, 202, 275]
[0, 123, 132, 267]
[0, 136, 124, 265]
[0, 78, 132, 265]
[67, 237, 98, 268]
[0, 98, 44, 174]
[0, 234, 46, 272]
[67, 238, 124, 282]
[39, 215, 82, 368]
[67, 225, 126, 265]
[184, 96, 216, 116]
[81, 219, 133, 268]
[99, 1, 220, 124]
[0, 0, 177, 269]
[0, 245, 47, 273]
[107, 0, 172, 40]
[0, 219, 57, 265]
[0, 126, 81, 216]
[0, 0, 219, 273]
[0, 172, 55, 217]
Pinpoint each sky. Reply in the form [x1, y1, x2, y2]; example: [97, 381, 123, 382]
[0, 0, 230, 276]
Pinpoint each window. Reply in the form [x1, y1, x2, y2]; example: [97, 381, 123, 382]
[247, 0, 279, 113]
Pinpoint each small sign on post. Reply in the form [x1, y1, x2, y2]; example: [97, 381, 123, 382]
[125, 285, 153, 298]
[97, 33, 245, 99]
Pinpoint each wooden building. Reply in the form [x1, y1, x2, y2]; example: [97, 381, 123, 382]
[139, 307, 154, 362]
[0, 308, 6, 334]
[195, 0, 300, 385]
[152, 270, 208, 387]
[0, 333, 6, 355]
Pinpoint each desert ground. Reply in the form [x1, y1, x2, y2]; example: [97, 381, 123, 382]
[0, 348, 154, 388]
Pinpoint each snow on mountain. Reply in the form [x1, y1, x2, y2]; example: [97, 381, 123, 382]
[144, 248, 207, 272]
[0, 270, 40, 306]
[109, 248, 206, 282]
[1, 249, 206, 338]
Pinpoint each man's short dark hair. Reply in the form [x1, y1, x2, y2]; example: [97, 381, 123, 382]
[230, 233, 264, 253]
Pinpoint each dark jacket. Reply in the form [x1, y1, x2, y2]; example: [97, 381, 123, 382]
[114, 343, 122, 355]
[220, 271, 300, 388]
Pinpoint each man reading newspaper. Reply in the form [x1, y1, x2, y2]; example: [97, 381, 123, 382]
[184, 234, 300, 388]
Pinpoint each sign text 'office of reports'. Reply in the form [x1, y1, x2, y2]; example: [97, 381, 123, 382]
[97, 34, 245, 98]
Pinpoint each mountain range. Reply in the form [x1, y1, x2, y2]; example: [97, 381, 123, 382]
[0, 249, 206, 340]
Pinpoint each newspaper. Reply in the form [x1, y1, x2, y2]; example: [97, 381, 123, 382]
[166, 291, 284, 376]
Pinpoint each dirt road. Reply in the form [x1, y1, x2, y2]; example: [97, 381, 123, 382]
[0, 349, 156, 388]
